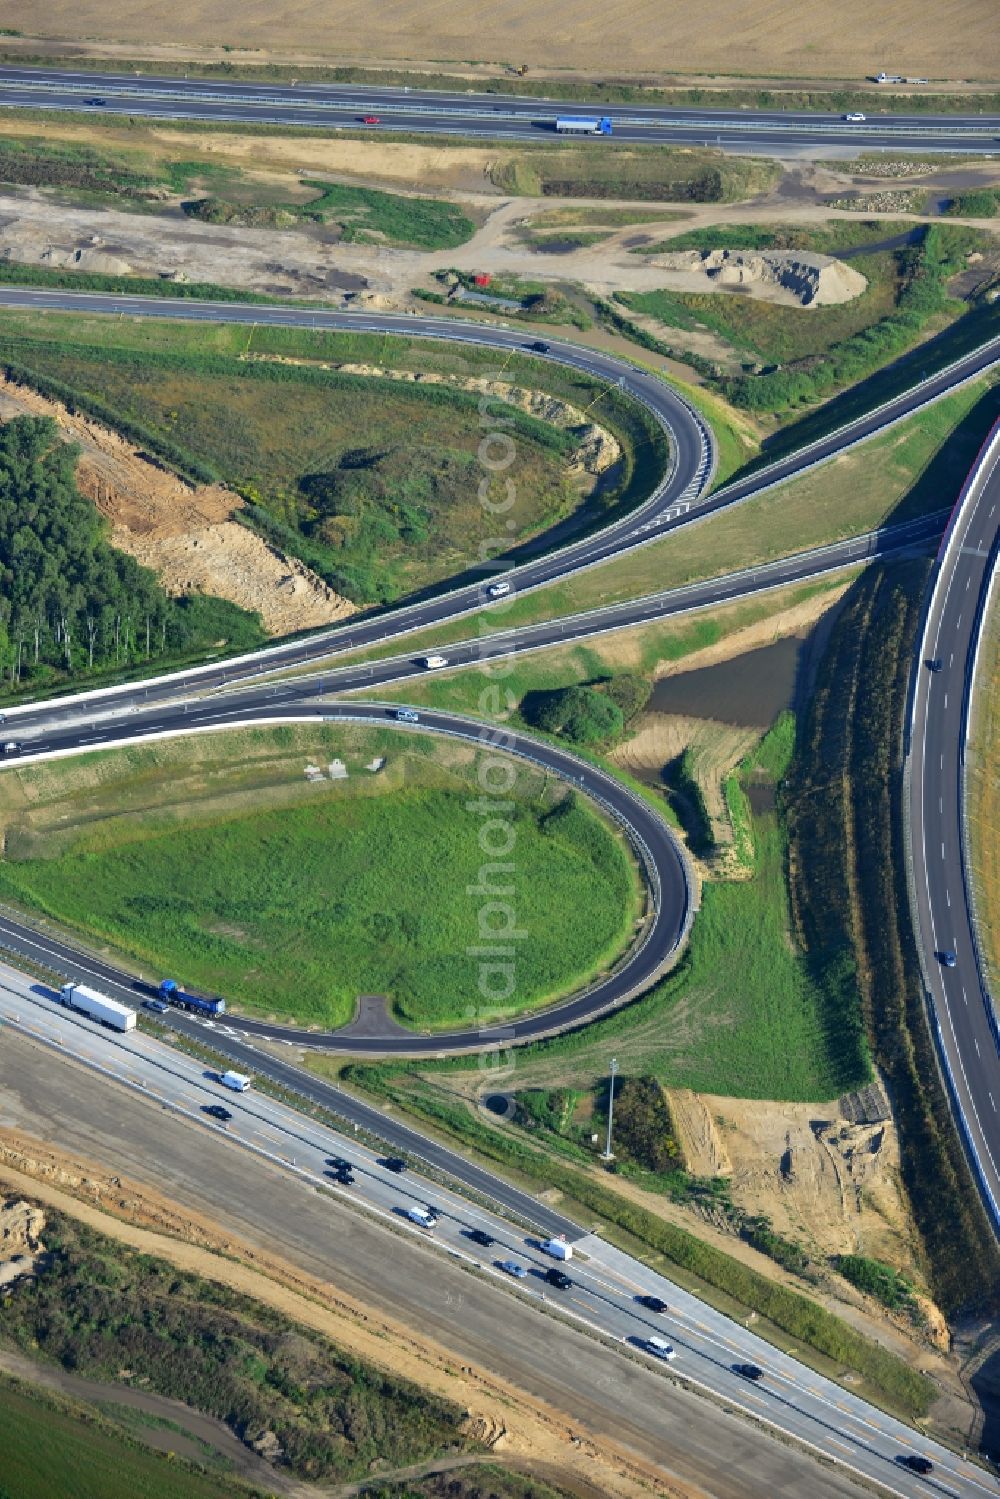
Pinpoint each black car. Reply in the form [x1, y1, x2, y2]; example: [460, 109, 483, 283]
[545, 1267, 572, 1290]
[327, 1156, 351, 1171]
[927, 658, 943, 672]
[334, 1171, 355, 1186]
[466, 1228, 495, 1248]
[733, 1363, 763, 1381]
[379, 1157, 407, 1173]
[637, 1295, 668, 1313]
[202, 1104, 232, 1122]
[527, 341, 550, 354]
[87, 97, 107, 106]
[897, 1455, 933, 1475]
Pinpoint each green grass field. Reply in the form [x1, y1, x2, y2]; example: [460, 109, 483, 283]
[0, 306, 669, 610]
[495, 805, 868, 1102]
[0, 1379, 248, 1499]
[0, 732, 637, 1029]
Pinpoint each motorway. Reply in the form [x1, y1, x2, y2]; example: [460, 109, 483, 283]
[2, 289, 999, 742]
[907, 421, 1000, 1224]
[0, 965, 992, 1499]
[0, 511, 951, 1057]
[0, 65, 998, 152]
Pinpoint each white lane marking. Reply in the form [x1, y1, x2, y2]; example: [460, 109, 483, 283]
[946, 890, 951, 907]
[990, 1093, 996, 1112]
[975, 1037, 981, 1057]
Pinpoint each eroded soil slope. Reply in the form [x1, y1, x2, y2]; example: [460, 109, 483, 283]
[0, 375, 354, 635]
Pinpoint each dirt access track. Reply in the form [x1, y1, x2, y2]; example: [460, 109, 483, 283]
[0, 375, 353, 637]
[4, 2, 997, 84]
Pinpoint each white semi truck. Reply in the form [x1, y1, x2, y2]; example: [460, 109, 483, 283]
[59, 982, 136, 1033]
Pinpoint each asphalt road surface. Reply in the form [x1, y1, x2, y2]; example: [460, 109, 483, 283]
[0, 65, 998, 152]
[1, 288, 998, 744]
[0, 515, 945, 1059]
[907, 420, 1000, 1225]
[0, 981, 991, 1499]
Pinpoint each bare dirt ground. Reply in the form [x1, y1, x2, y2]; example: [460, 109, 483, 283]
[0, 1133, 706, 1499]
[1, 165, 997, 321]
[3, 1, 997, 84]
[0, 374, 353, 635]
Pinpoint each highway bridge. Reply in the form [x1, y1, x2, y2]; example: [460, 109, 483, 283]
[0, 64, 998, 152]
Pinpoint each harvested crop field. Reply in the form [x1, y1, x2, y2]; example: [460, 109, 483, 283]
[9, 0, 997, 84]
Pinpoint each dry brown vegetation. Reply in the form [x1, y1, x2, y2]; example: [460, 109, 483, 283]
[6, 0, 997, 83]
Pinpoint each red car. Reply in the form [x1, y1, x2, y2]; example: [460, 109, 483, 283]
[361, 115, 381, 126]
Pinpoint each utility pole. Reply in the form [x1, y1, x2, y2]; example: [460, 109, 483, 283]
[602, 1057, 618, 1161]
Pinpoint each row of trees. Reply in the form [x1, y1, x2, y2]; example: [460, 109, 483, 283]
[0, 416, 264, 690]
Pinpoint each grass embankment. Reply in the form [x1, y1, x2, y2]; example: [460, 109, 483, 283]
[185, 178, 475, 249]
[787, 560, 1000, 1315]
[0, 307, 668, 610]
[336, 380, 998, 667]
[0, 1205, 470, 1484]
[967, 588, 1000, 992]
[491, 146, 778, 202]
[0, 132, 476, 248]
[0, 724, 637, 1030]
[619, 223, 995, 415]
[355, 577, 848, 720]
[0, 1377, 257, 1499]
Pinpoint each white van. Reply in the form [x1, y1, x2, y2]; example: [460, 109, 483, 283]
[219, 1070, 252, 1093]
[487, 580, 511, 599]
[406, 1205, 438, 1228]
[420, 655, 448, 669]
[540, 1236, 573, 1261]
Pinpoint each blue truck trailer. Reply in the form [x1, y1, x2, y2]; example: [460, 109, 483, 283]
[159, 979, 226, 1017]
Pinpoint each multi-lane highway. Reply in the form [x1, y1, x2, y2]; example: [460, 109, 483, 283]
[1, 964, 993, 1499]
[0, 65, 999, 152]
[0, 514, 950, 1057]
[1, 288, 999, 744]
[0, 175, 995, 1488]
[907, 420, 1000, 1224]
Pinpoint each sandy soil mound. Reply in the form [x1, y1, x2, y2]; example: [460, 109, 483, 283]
[0, 1196, 45, 1289]
[0, 376, 354, 637]
[650, 248, 868, 306]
